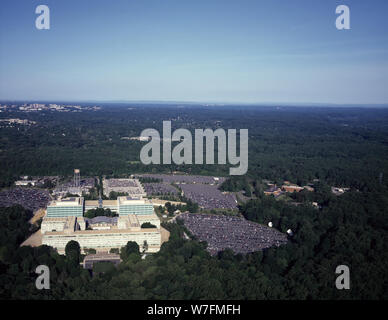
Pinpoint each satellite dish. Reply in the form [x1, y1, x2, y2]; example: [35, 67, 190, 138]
[268, 222, 273, 227]
[287, 229, 293, 236]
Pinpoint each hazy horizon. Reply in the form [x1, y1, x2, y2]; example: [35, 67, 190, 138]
[2, 98, 388, 108]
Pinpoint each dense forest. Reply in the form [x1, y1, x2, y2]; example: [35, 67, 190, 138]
[1, 104, 388, 299]
[1, 105, 388, 191]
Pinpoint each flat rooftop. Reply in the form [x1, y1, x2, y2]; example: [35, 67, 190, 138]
[41, 216, 69, 222]
[118, 196, 152, 205]
[84, 200, 118, 206]
[49, 197, 84, 207]
[83, 253, 121, 262]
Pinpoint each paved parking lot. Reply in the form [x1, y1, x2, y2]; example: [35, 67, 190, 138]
[179, 213, 288, 255]
[0, 188, 51, 212]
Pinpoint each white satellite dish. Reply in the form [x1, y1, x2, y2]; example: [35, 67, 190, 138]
[268, 222, 273, 227]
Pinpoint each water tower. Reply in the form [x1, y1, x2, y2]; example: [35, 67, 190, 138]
[74, 169, 80, 188]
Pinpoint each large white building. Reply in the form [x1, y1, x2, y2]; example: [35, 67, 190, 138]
[83, 196, 154, 215]
[46, 197, 84, 217]
[41, 196, 161, 254]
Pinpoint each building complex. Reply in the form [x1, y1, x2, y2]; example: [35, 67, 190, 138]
[41, 196, 161, 254]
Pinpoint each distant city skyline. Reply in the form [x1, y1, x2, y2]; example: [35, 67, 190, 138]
[1, 0, 388, 104]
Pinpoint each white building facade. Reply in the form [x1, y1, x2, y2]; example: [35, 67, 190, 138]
[41, 196, 162, 254]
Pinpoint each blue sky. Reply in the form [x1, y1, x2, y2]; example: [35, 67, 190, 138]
[0, 0, 387, 104]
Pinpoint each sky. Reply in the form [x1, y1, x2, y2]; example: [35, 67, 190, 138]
[0, 0, 387, 104]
